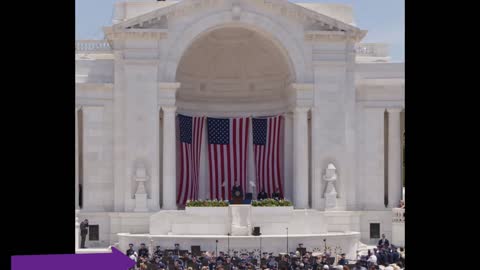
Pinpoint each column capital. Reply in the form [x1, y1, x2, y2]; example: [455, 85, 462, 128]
[364, 107, 387, 112]
[158, 82, 181, 91]
[162, 106, 177, 113]
[288, 83, 313, 108]
[158, 82, 179, 107]
[289, 83, 314, 92]
[387, 107, 403, 113]
[293, 106, 310, 113]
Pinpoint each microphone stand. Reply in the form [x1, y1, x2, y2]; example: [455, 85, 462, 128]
[227, 233, 230, 257]
[286, 227, 289, 254]
[259, 235, 262, 267]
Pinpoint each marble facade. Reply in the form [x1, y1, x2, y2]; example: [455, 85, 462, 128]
[75, 0, 404, 251]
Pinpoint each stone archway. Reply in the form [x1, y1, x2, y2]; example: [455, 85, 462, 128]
[162, 10, 308, 83]
[170, 23, 299, 201]
[175, 26, 293, 115]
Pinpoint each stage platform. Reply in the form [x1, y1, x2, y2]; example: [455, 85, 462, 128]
[75, 248, 112, 254]
[111, 206, 366, 259]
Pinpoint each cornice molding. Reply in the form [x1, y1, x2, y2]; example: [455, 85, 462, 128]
[123, 59, 161, 66]
[111, 0, 365, 41]
[114, 0, 223, 31]
[305, 30, 367, 42]
[356, 78, 405, 87]
[290, 83, 314, 92]
[159, 82, 181, 91]
[105, 29, 168, 41]
[75, 83, 114, 91]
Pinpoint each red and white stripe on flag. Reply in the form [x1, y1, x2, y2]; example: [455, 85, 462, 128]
[207, 117, 250, 200]
[177, 115, 205, 205]
[253, 115, 284, 197]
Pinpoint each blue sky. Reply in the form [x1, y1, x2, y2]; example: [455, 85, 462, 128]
[76, 0, 404, 61]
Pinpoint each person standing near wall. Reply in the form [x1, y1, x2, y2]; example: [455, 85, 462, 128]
[79, 219, 89, 248]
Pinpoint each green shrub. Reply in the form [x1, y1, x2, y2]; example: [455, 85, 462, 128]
[251, 198, 293, 207]
[186, 199, 229, 207]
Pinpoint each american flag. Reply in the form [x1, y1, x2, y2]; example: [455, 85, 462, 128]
[207, 117, 250, 200]
[252, 115, 284, 197]
[177, 114, 205, 205]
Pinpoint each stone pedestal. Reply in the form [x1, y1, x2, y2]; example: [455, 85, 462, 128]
[325, 191, 338, 210]
[134, 194, 148, 212]
[392, 222, 405, 247]
[134, 166, 149, 212]
[230, 205, 251, 236]
[323, 164, 338, 211]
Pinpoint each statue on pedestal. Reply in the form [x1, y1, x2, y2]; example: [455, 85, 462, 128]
[323, 163, 338, 210]
[134, 163, 149, 212]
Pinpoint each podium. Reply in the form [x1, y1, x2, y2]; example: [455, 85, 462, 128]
[232, 189, 244, 204]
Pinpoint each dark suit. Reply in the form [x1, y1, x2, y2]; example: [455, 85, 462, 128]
[188, 260, 201, 270]
[126, 248, 136, 257]
[138, 247, 149, 258]
[80, 221, 89, 248]
[272, 192, 281, 200]
[258, 191, 268, 200]
[232, 256, 240, 266]
[392, 251, 400, 263]
[378, 238, 390, 247]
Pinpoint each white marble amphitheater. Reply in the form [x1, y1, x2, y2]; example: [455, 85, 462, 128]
[75, 0, 405, 259]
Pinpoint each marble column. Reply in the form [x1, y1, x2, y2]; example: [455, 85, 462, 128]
[247, 117, 256, 194]
[75, 106, 80, 210]
[75, 209, 80, 250]
[293, 107, 310, 209]
[283, 112, 293, 202]
[162, 106, 177, 210]
[362, 108, 386, 210]
[388, 108, 403, 208]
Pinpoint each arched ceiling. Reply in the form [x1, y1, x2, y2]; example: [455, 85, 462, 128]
[176, 27, 292, 107]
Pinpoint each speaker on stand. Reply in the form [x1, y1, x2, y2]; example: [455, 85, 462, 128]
[252, 226, 262, 267]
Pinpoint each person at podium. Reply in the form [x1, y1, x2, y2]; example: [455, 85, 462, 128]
[232, 180, 243, 200]
[257, 189, 268, 200]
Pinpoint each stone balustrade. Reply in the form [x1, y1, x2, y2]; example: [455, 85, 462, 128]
[75, 40, 111, 53]
[392, 208, 405, 223]
[355, 43, 389, 57]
